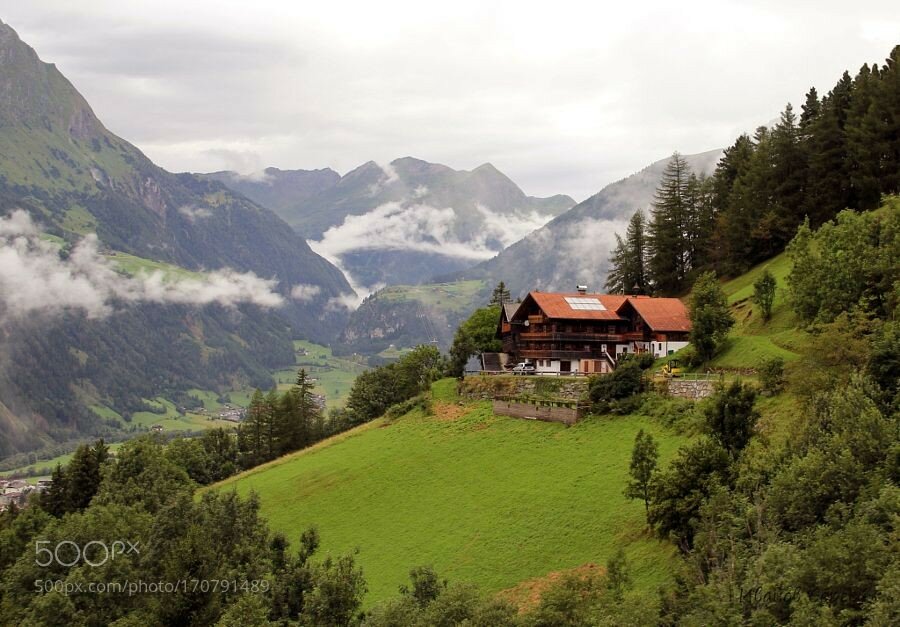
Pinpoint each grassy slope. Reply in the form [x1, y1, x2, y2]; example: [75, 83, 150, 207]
[701, 251, 806, 442]
[210, 380, 687, 605]
[706, 252, 805, 370]
[375, 280, 485, 312]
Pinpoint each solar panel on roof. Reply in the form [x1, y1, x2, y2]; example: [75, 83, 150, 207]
[564, 297, 606, 311]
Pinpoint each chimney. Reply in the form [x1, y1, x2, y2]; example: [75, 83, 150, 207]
[576, 285, 588, 294]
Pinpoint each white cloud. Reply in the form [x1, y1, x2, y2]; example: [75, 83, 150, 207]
[474, 204, 548, 249]
[312, 201, 557, 265]
[326, 292, 366, 312]
[289, 283, 321, 301]
[177, 204, 212, 221]
[0, 210, 284, 319]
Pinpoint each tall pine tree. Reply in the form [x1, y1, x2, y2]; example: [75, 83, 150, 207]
[648, 153, 693, 294]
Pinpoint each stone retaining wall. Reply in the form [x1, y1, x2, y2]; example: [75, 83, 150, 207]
[458, 375, 589, 402]
[666, 379, 717, 399]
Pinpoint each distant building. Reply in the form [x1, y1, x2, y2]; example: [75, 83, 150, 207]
[496, 289, 691, 375]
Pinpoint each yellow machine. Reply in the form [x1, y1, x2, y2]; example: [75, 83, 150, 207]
[660, 359, 682, 378]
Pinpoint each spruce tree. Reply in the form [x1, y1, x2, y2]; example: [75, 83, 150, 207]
[489, 282, 511, 306]
[846, 63, 884, 210]
[803, 71, 853, 226]
[770, 103, 808, 246]
[648, 153, 692, 294]
[799, 86, 821, 130]
[606, 210, 647, 294]
[873, 46, 900, 195]
[624, 209, 648, 293]
[605, 234, 629, 294]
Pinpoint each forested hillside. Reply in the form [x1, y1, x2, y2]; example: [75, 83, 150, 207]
[0, 20, 353, 456]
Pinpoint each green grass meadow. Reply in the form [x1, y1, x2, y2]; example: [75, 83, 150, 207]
[210, 380, 687, 605]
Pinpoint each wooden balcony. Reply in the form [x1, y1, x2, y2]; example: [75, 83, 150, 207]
[519, 349, 600, 360]
[518, 331, 627, 342]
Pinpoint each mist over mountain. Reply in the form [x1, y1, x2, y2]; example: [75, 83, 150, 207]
[0, 20, 353, 455]
[447, 148, 723, 295]
[205, 157, 575, 292]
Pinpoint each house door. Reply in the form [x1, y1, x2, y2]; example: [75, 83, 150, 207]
[560, 360, 571, 373]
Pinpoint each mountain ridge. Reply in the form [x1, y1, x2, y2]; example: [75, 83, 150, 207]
[203, 156, 576, 289]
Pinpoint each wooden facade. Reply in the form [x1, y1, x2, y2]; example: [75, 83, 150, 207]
[498, 291, 691, 374]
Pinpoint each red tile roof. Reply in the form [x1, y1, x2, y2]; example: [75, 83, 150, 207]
[518, 291, 691, 331]
[526, 292, 627, 321]
[619, 296, 691, 332]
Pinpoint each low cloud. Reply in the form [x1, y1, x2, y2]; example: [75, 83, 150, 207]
[289, 283, 321, 301]
[312, 201, 554, 262]
[177, 204, 212, 221]
[326, 292, 365, 312]
[474, 204, 549, 249]
[0, 210, 284, 320]
[309, 200, 557, 297]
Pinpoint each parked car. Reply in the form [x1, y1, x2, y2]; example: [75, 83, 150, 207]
[511, 362, 536, 375]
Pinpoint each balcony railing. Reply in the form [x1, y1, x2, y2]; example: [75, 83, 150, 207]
[518, 331, 627, 342]
[519, 349, 600, 360]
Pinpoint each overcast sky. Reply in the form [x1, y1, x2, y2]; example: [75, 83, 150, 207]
[1, 0, 896, 201]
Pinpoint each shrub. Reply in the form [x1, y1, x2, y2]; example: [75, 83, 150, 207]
[589, 360, 644, 413]
[758, 357, 785, 395]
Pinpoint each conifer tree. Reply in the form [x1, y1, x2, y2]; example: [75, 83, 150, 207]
[605, 234, 629, 294]
[605, 210, 647, 294]
[846, 63, 885, 210]
[648, 153, 692, 294]
[799, 86, 821, 130]
[769, 103, 808, 246]
[803, 71, 853, 226]
[489, 282, 511, 306]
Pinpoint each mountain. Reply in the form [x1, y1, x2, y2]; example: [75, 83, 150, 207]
[449, 149, 723, 296]
[200, 167, 341, 216]
[205, 157, 575, 288]
[0, 20, 353, 456]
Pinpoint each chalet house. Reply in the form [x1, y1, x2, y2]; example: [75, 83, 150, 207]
[497, 290, 691, 375]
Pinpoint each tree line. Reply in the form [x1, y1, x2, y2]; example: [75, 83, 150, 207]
[613, 202, 900, 623]
[608, 45, 900, 296]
